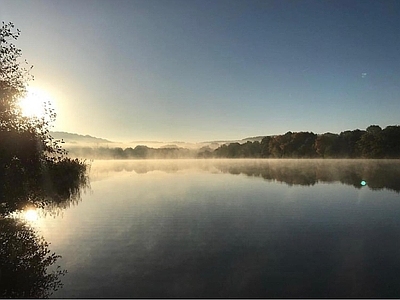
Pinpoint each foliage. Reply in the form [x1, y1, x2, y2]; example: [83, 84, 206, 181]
[214, 125, 400, 159]
[0, 157, 88, 216]
[0, 22, 88, 215]
[0, 23, 88, 298]
[1, 21, 66, 161]
[0, 218, 66, 298]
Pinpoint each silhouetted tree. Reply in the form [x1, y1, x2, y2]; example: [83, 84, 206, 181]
[357, 125, 384, 158]
[0, 22, 87, 209]
[212, 125, 400, 159]
[0, 22, 66, 164]
[0, 218, 66, 298]
[240, 141, 261, 158]
[381, 126, 400, 158]
[278, 132, 317, 158]
[268, 135, 286, 158]
[260, 136, 272, 157]
[133, 145, 150, 158]
[338, 130, 365, 157]
[314, 133, 340, 158]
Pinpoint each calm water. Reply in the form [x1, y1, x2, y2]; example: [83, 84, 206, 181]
[26, 159, 400, 297]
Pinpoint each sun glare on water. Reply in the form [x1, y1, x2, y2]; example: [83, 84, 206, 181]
[18, 86, 55, 118]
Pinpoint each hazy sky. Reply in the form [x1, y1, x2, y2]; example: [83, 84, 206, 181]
[2, 0, 400, 142]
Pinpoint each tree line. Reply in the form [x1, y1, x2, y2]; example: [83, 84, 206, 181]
[67, 125, 400, 159]
[214, 125, 400, 159]
[67, 145, 199, 159]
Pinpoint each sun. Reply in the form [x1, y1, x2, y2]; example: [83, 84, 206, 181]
[24, 208, 39, 222]
[18, 86, 55, 118]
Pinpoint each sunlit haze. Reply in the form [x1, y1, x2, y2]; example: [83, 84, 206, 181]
[2, 0, 400, 142]
[18, 86, 56, 118]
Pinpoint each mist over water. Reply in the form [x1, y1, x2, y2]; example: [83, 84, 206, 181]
[25, 159, 400, 298]
[89, 159, 400, 192]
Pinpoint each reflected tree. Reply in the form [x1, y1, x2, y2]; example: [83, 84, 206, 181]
[0, 22, 89, 297]
[214, 160, 400, 193]
[0, 218, 66, 298]
[0, 159, 89, 216]
[0, 155, 87, 299]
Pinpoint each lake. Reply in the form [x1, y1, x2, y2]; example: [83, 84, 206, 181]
[16, 159, 400, 297]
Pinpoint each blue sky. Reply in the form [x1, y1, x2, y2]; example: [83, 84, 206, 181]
[2, 0, 400, 142]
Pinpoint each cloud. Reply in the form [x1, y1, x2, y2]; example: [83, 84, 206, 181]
[361, 72, 367, 78]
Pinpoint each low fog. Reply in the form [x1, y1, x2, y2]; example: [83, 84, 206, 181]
[53, 125, 400, 160]
[51, 131, 241, 159]
[88, 159, 400, 193]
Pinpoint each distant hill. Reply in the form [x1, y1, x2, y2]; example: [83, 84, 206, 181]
[241, 136, 266, 143]
[51, 131, 265, 148]
[51, 131, 113, 144]
[203, 136, 266, 145]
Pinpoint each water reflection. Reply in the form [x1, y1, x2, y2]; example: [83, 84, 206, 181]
[215, 159, 400, 192]
[0, 164, 89, 216]
[0, 163, 89, 298]
[0, 218, 66, 298]
[91, 159, 400, 192]
[51, 159, 400, 298]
